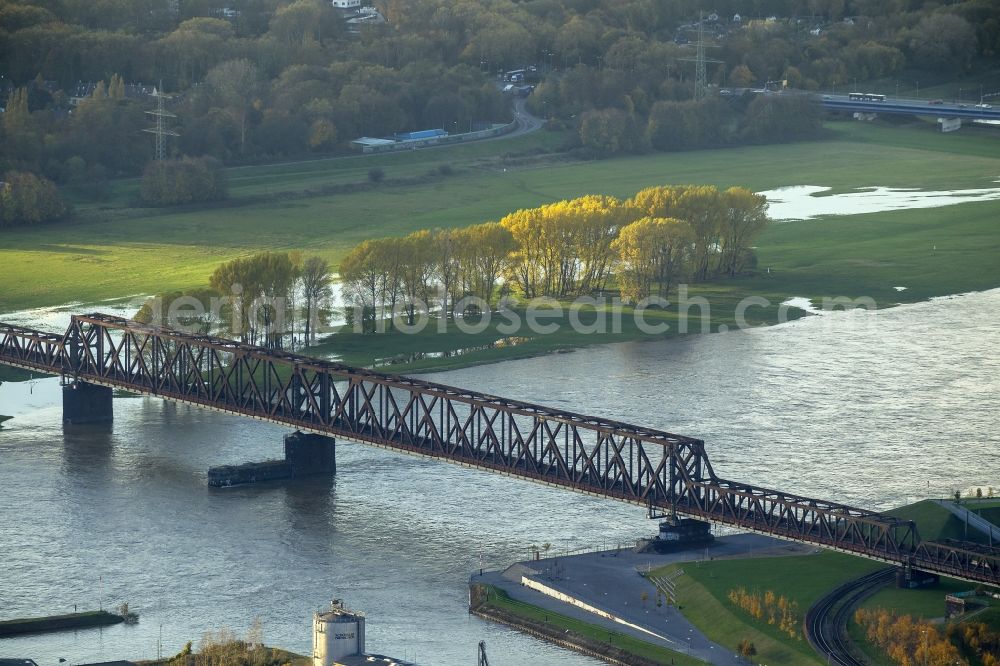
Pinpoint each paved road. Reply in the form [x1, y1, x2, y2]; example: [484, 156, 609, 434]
[818, 93, 1000, 120]
[227, 97, 544, 173]
[478, 533, 815, 665]
[508, 97, 545, 137]
[933, 499, 1000, 543]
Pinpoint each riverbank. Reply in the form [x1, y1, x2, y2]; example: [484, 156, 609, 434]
[0, 610, 123, 637]
[472, 533, 814, 666]
[469, 583, 706, 666]
[471, 500, 1000, 666]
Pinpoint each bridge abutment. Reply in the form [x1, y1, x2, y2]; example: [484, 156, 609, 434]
[62, 382, 113, 425]
[897, 567, 939, 589]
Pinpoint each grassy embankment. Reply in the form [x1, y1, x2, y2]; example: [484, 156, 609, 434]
[650, 500, 1000, 665]
[470, 582, 707, 666]
[651, 552, 879, 665]
[2, 121, 1000, 370]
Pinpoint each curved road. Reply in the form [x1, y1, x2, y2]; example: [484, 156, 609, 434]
[508, 96, 545, 137]
[805, 567, 896, 665]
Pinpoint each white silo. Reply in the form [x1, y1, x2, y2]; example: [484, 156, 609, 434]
[313, 600, 366, 666]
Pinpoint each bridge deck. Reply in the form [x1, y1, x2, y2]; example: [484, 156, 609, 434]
[1, 314, 997, 587]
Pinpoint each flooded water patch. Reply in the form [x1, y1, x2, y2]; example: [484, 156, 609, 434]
[1, 295, 149, 331]
[372, 336, 532, 368]
[780, 297, 823, 315]
[761, 184, 1000, 221]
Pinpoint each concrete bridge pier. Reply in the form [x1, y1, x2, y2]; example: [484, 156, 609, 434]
[62, 381, 113, 425]
[284, 431, 336, 476]
[896, 566, 939, 589]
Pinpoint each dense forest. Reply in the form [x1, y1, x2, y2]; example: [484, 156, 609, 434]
[0, 0, 998, 201]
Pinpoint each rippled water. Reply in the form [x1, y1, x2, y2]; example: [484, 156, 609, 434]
[1, 290, 998, 664]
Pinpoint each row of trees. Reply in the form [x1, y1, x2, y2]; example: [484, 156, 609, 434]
[570, 84, 824, 156]
[135, 251, 332, 348]
[339, 223, 515, 332]
[726, 587, 801, 640]
[854, 608, 973, 666]
[339, 184, 769, 332]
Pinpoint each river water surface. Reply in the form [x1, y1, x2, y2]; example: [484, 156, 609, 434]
[1, 290, 998, 664]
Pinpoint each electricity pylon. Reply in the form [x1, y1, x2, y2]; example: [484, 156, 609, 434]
[144, 85, 179, 160]
[680, 13, 724, 101]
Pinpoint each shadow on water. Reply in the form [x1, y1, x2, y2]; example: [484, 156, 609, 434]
[61, 421, 115, 481]
[282, 474, 337, 534]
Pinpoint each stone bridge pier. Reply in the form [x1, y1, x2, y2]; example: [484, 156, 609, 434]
[62, 381, 113, 425]
[284, 431, 337, 475]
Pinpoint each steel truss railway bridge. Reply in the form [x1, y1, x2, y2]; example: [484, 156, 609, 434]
[2, 313, 997, 587]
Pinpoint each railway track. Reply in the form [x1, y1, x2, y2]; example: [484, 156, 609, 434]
[805, 567, 896, 665]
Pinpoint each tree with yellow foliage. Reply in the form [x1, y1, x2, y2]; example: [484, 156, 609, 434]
[720, 187, 769, 277]
[612, 216, 693, 303]
[627, 184, 768, 280]
[399, 230, 436, 325]
[453, 222, 516, 307]
[501, 195, 624, 298]
[501, 205, 557, 298]
[855, 607, 969, 666]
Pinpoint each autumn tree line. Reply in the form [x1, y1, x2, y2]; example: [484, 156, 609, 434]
[726, 586, 801, 640]
[2, 0, 999, 194]
[135, 251, 332, 349]
[855, 607, 1000, 666]
[339, 184, 769, 332]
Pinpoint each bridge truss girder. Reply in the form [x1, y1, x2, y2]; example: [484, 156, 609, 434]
[0, 314, 997, 587]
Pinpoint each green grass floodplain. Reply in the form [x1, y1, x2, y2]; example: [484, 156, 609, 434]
[3, 120, 1000, 311]
[888, 499, 994, 546]
[3, 121, 1000, 371]
[650, 551, 881, 665]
